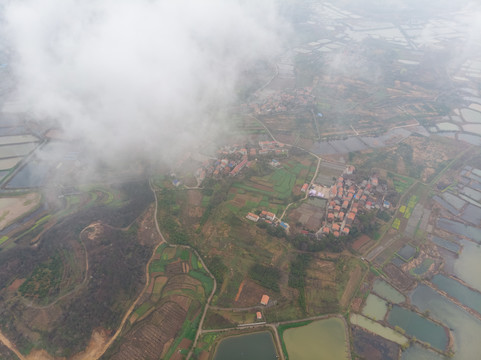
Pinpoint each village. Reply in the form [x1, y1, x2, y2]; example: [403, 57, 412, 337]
[188, 140, 288, 186]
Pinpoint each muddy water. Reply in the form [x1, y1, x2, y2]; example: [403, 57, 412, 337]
[283, 318, 349, 360]
[451, 240, 481, 292]
[362, 294, 388, 320]
[409, 284, 481, 359]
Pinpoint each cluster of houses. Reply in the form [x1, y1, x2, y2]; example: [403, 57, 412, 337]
[250, 87, 315, 115]
[306, 167, 390, 238]
[246, 210, 290, 233]
[193, 142, 288, 185]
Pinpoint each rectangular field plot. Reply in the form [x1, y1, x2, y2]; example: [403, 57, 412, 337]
[0, 135, 38, 145]
[282, 318, 349, 360]
[0, 156, 22, 170]
[0, 143, 37, 158]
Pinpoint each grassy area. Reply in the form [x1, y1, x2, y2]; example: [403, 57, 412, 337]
[403, 195, 418, 219]
[388, 172, 415, 193]
[19, 252, 63, 301]
[149, 259, 165, 273]
[392, 218, 401, 230]
[134, 302, 152, 317]
[0, 235, 8, 245]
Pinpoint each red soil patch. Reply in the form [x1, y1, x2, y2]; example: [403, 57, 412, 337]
[8, 278, 25, 292]
[352, 235, 371, 251]
[234, 279, 270, 307]
[234, 279, 246, 302]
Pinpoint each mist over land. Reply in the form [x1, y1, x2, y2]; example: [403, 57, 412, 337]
[2, 0, 284, 167]
[2, 1, 481, 359]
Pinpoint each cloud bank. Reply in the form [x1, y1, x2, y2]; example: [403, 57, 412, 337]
[3, 0, 283, 166]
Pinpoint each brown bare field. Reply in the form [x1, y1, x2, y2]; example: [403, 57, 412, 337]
[110, 299, 196, 360]
[340, 265, 362, 309]
[234, 278, 271, 307]
[288, 203, 324, 232]
[7, 278, 25, 292]
[304, 258, 340, 314]
[137, 205, 161, 247]
[163, 274, 203, 295]
[0, 193, 41, 231]
[186, 191, 203, 219]
[352, 235, 372, 252]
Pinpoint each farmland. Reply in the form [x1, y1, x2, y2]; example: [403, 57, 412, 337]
[105, 245, 213, 360]
[231, 156, 315, 205]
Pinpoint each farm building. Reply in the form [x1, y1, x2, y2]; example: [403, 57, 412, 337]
[260, 295, 270, 306]
[301, 183, 309, 192]
[261, 210, 276, 221]
[256, 312, 262, 320]
[246, 213, 260, 222]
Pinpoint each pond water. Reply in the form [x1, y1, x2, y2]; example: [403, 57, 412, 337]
[5, 160, 51, 188]
[436, 218, 481, 243]
[463, 123, 481, 135]
[214, 331, 278, 360]
[283, 318, 349, 360]
[432, 274, 481, 314]
[459, 186, 481, 201]
[350, 313, 408, 345]
[441, 192, 466, 210]
[412, 258, 433, 275]
[397, 244, 416, 260]
[372, 279, 405, 303]
[461, 108, 481, 123]
[411, 284, 481, 359]
[401, 343, 447, 360]
[460, 203, 481, 225]
[387, 305, 448, 350]
[451, 240, 481, 292]
[433, 196, 458, 215]
[362, 294, 388, 320]
[458, 133, 481, 145]
[431, 236, 460, 253]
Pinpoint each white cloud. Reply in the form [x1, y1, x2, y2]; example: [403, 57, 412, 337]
[3, 0, 283, 165]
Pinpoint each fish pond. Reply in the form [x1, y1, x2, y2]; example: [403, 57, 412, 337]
[397, 244, 416, 261]
[401, 343, 446, 360]
[372, 279, 405, 303]
[411, 258, 434, 276]
[431, 236, 460, 253]
[350, 313, 408, 346]
[362, 293, 388, 320]
[451, 240, 481, 292]
[411, 284, 481, 359]
[213, 331, 278, 360]
[432, 274, 481, 314]
[436, 218, 481, 243]
[282, 318, 349, 360]
[387, 305, 448, 351]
